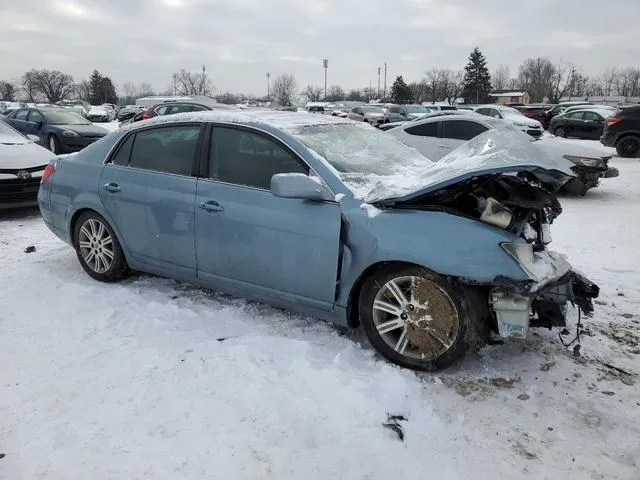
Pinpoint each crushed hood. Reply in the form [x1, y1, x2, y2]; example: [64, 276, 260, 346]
[363, 130, 575, 204]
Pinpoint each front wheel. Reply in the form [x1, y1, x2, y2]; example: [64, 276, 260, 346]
[48, 134, 61, 154]
[616, 136, 640, 158]
[73, 211, 128, 282]
[554, 126, 567, 138]
[358, 265, 484, 371]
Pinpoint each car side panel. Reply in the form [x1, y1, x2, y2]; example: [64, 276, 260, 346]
[335, 204, 529, 307]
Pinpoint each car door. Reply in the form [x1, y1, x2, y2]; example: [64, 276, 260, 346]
[9, 109, 31, 134]
[26, 110, 45, 141]
[349, 107, 363, 121]
[564, 112, 586, 137]
[194, 124, 342, 309]
[396, 120, 441, 159]
[439, 119, 489, 158]
[581, 111, 604, 139]
[99, 123, 202, 278]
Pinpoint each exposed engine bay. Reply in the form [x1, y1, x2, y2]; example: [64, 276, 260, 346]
[393, 173, 562, 250]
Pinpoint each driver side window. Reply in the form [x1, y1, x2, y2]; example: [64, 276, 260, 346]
[29, 111, 43, 123]
[209, 127, 309, 190]
[15, 109, 29, 121]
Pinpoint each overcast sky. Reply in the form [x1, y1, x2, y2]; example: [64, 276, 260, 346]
[1, 0, 639, 96]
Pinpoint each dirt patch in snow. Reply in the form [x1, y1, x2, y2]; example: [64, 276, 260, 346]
[441, 376, 520, 399]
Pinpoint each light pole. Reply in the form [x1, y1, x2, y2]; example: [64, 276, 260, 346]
[323, 58, 328, 100]
[383, 62, 387, 99]
[266, 72, 270, 103]
[377, 67, 381, 99]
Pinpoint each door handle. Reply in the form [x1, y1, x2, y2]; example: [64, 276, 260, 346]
[199, 200, 224, 212]
[103, 182, 121, 193]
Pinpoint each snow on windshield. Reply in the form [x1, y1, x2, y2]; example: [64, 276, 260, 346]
[291, 123, 435, 198]
[291, 124, 574, 202]
[500, 108, 525, 120]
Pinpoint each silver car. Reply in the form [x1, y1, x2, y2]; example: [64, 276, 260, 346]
[474, 105, 544, 138]
[347, 105, 385, 127]
[387, 114, 619, 195]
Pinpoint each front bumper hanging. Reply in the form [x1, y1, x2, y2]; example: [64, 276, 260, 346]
[491, 271, 599, 339]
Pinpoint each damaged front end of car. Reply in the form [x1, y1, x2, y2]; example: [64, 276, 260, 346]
[370, 131, 600, 341]
[562, 155, 619, 196]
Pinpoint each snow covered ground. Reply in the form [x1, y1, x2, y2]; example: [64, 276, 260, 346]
[1, 140, 639, 479]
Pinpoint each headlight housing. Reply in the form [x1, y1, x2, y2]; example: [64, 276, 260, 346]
[62, 130, 79, 137]
[501, 242, 536, 279]
[563, 155, 603, 168]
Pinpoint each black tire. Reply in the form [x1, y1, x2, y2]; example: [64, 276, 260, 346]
[48, 134, 61, 154]
[554, 126, 567, 138]
[358, 264, 486, 371]
[616, 135, 640, 158]
[73, 211, 128, 282]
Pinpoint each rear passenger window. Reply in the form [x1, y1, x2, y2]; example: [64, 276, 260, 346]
[442, 120, 488, 140]
[209, 127, 308, 189]
[405, 122, 439, 137]
[167, 104, 193, 115]
[110, 134, 135, 166]
[129, 125, 200, 176]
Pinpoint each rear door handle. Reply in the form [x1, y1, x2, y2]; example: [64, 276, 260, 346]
[103, 182, 121, 193]
[199, 200, 224, 213]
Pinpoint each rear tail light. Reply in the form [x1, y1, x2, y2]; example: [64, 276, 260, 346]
[40, 162, 56, 184]
[606, 117, 622, 126]
[142, 111, 152, 120]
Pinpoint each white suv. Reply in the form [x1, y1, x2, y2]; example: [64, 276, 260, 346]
[474, 105, 544, 138]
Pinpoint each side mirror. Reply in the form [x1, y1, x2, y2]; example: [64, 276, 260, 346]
[271, 173, 334, 202]
[26, 134, 40, 144]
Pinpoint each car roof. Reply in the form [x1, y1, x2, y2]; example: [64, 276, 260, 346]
[120, 109, 353, 134]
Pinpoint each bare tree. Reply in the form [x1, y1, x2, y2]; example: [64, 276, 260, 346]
[440, 70, 464, 104]
[492, 65, 511, 90]
[425, 68, 441, 103]
[21, 69, 74, 103]
[408, 81, 427, 103]
[272, 74, 297, 107]
[0, 80, 16, 101]
[138, 82, 155, 97]
[518, 57, 556, 102]
[614, 68, 640, 97]
[326, 84, 345, 101]
[171, 68, 214, 96]
[74, 80, 91, 102]
[303, 84, 323, 102]
[122, 82, 137, 99]
[599, 68, 617, 96]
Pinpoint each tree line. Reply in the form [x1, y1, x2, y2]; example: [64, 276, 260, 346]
[2, 50, 639, 107]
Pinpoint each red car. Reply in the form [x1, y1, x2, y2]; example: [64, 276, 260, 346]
[515, 104, 556, 127]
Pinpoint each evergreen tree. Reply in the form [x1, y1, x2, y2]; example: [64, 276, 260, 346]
[99, 77, 118, 104]
[462, 47, 492, 104]
[89, 70, 103, 105]
[390, 75, 412, 104]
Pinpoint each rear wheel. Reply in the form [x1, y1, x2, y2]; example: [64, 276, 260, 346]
[554, 126, 567, 138]
[616, 135, 640, 158]
[73, 211, 128, 282]
[358, 265, 485, 371]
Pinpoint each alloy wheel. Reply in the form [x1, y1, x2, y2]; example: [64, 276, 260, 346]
[619, 137, 639, 157]
[77, 218, 114, 274]
[372, 275, 460, 360]
[49, 136, 57, 153]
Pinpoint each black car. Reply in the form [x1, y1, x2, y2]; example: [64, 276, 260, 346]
[600, 105, 640, 158]
[122, 100, 232, 127]
[117, 106, 143, 122]
[549, 108, 613, 140]
[3, 107, 109, 154]
[540, 101, 592, 129]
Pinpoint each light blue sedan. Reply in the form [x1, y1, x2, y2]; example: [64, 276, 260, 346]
[37, 111, 599, 370]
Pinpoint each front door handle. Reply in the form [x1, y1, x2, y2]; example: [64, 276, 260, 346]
[103, 182, 121, 193]
[199, 200, 224, 213]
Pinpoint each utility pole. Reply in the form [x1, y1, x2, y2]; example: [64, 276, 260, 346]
[383, 62, 387, 99]
[377, 67, 381, 99]
[323, 59, 328, 100]
[266, 72, 270, 102]
[202, 65, 207, 95]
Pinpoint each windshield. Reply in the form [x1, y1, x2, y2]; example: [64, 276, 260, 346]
[406, 105, 428, 114]
[291, 123, 434, 198]
[0, 121, 28, 144]
[500, 107, 525, 120]
[362, 106, 383, 114]
[42, 110, 91, 125]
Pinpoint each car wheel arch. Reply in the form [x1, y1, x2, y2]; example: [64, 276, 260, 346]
[69, 207, 129, 260]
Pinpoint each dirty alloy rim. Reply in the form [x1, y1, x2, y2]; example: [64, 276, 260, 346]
[556, 127, 566, 138]
[620, 138, 639, 156]
[372, 276, 460, 360]
[78, 218, 114, 274]
[49, 136, 57, 153]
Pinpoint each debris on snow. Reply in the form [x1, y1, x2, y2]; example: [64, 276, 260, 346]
[24, 246, 36, 253]
[382, 414, 407, 441]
